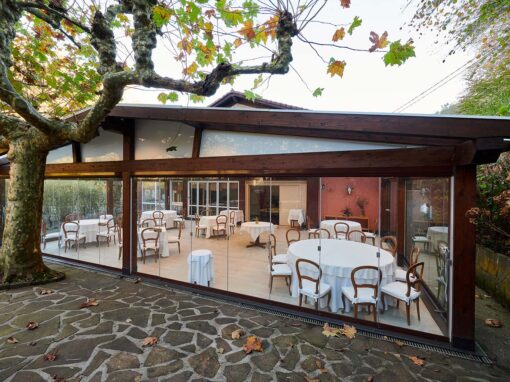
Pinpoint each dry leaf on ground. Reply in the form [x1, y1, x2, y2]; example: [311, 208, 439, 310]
[26, 321, 39, 330]
[142, 336, 158, 347]
[243, 336, 263, 354]
[408, 355, 425, 366]
[304, 378, 320, 382]
[126, 318, 132, 323]
[79, 298, 99, 309]
[315, 358, 327, 373]
[217, 347, 224, 354]
[53, 376, 66, 382]
[322, 323, 342, 337]
[341, 324, 357, 339]
[485, 318, 502, 328]
[6, 336, 18, 344]
[39, 288, 54, 295]
[231, 329, 245, 340]
[394, 340, 405, 347]
[44, 352, 57, 361]
[290, 322, 302, 327]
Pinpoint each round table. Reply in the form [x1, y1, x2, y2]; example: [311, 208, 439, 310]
[188, 249, 214, 287]
[220, 210, 244, 224]
[61, 218, 110, 244]
[427, 226, 448, 252]
[320, 220, 362, 240]
[141, 210, 177, 228]
[199, 215, 227, 238]
[287, 239, 395, 312]
[240, 222, 275, 248]
[137, 227, 170, 258]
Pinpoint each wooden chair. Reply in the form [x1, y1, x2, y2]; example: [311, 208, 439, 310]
[194, 214, 207, 237]
[306, 216, 318, 238]
[117, 226, 123, 260]
[311, 228, 331, 239]
[62, 221, 86, 252]
[347, 229, 367, 244]
[140, 227, 160, 264]
[381, 236, 398, 257]
[64, 213, 79, 223]
[334, 222, 349, 240]
[395, 246, 420, 282]
[96, 218, 116, 247]
[140, 218, 156, 228]
[268, 233, 288, 264]
[342, 266, 382, 321]
[173, 211, 186, 229]
[115, 214, 123, 233]
[296, 259, 332, 310]
[381, 262, 424, 326]
[228, 210, 236, 234]
[168, 220, 182, 253]
[268, 246, 292, 295]
[153, 210, 165, 227]
[286, 228, 301, 246]
[212, 215, 228, 239]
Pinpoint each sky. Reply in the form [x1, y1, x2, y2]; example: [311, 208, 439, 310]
[122, 0, 473, 114]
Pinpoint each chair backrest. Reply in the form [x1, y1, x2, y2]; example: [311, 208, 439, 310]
[64, 213, 79, 223]
[41, 219, 47, 237]
[63, 221, 79, 237]
[409, 245, 420, 266]
[347, 230, 367, 243]
[312, 228, 330, 239]
[141, 218, 155, 228]
[296, 259, 322, 294]
[229, 210, 236, 223]
[286, 228, 301, 246]
[406, 262, 424, 295]
[117, 226, 123, 244]
[99, 213, 109, 220]
[216, 214, 227, 230]
[194, 214, 201, 223]
[381, 236, 398, 257]
[334, 222, 349, 238]
[141, 227, 160, 248]
[350, 265, 382, 300]
[153, 210, 164, 226]
[115, 214, 123, 229]
[268, 233, 277, 258]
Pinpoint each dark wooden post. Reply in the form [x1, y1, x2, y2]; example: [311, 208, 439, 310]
[164, 180, 170, 210]
[121, 120, 135, 275]
[192, 126, 203, 158]
[396, 178, 406, 265]
[306, 178, 320, 227]
[451, 164, 477, 350]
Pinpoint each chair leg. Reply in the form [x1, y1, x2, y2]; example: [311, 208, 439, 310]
[373, 304, 377, 322]
[269, 276, 273, 293]
[178, 242, 181, 253]
[416, 298, 421, 321]
[287, 277, 291, 295]
[406, 303, 411, 326]
[315, 299, 318, 310]
[381, 293, 386, 313]
[143, 250, 146, 264]
[327, 292, 331, 312]
[354, 304, 358, 319]
[396, 300, 400, 309]
[341, 293, 346, 313]
[299, 293, 303, 307]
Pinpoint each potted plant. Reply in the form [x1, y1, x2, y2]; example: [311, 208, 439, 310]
[342, 207, 352, 217]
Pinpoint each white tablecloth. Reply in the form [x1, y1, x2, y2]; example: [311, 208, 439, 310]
[61, 218, 110, 244]
[141, 210, 177, 228]
[240, 222, 275, 242]
[188, 249, 214, 286]
[288, 239, 395, 313]
[199, 215, 230, 238]
[427, 226, 449, 252]
[288, 209, 305, 225]
[320, 220, 362, 240]
[220, 210, 244, 224]
[137, 227, 170, 258]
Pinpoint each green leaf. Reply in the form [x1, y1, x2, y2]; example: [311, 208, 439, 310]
[312, 87, 324, 97]
[383, 40, 416, 66]
[244, 90, 261, 102]
[347, 16, 362, 35]
[152, 5, 172, 28]
[168, 92, 179, 102]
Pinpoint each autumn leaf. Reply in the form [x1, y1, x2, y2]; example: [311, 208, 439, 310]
[243, 335, 263, 354]
[408, 355, 425, 366]
[485, 318, 502, 328]
[233, 38, 243, 48]
[340, 324, 357, 339]
[231, 329, 245, 340]
[332, 27, 346, 42]
[327, 59, 346, 78]
[183, 62, 198, 76]
[142, 336, 158, 347]
[44, 351, 58, 361]
[217, 347, 224, 354]
[369, 31, 389, 52]
[39, 288, 54, 295]
[322, 323, 342, 337]
[315, 358, 327, 373]
[26, 321, 39, 330]
[80, 298, 99, 309]
[340, 0, 351, 8]
[239, 21, 256, 41]
[305, 377, 319, 382]
[7, 336, 18, 344]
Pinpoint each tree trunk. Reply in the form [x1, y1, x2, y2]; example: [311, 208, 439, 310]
[0, 137, 58, 283]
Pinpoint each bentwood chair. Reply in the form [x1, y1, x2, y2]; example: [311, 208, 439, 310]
[194, 214, 207, 237]
[381, 236, 398, 257]
[395, 246, 420, 282]
[173, 210, 186, 229]
[286, 228, 301, 246]
[140, 218, 156, 228]
[117, 226, 123, 260]
[268, 233, 288, 264]
[311, 228, 331, 239]
[212, 215, 228, 239]
[333, 222, 349, 240]
[296, 259, 332, 310]
[306, 216, 318, 238]
[342, 266, 382, 321]
[96, 218, 116, 247]
[140, 227, 160, 264]
[64, 213, 80, 223]
[62, 221, 86, 253]
[268, 246, 292, 295]
[153, 210, 165, 228]
[228, 211, 237, 234]
[347, 229, 367, 244]
[381, 262, 424, 326]
[168, 220, 182, 254]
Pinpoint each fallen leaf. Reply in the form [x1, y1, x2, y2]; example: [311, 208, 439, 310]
[305, 377, 319, 382]
[408, 355, 425, 366]
[394, 340, 404, 348]
[7, 336, 18, 344]
[217, 347, 224, 354]
[29, 341, 37, 346]
[485, 318, 502, 328]
[26, 321, 39, 330]
[142, 336, 158, 347]
[243, 336, 263, 354]
[44, 352, 58, 361]
[231, 329, 245, 340]
[134, 277, 141, 284]
[126, 318, 132, 323]
[475, 294, 481, 299]
[367, 376, 374, 382]
[322, 323, 342, 337]
[80, 298, 99, 309]
[315, 358, 327, 373]
[290, 322, 302, 327]
[341, 324, 357, 339]
[39, 288, 54, 295]
[393, 353, 401, 359]
[53, 377, 66, 382]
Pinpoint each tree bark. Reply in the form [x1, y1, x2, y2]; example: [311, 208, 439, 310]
[0, 135, 57, 283]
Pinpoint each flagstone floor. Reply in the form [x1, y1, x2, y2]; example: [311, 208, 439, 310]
[0, 265, 508, 382]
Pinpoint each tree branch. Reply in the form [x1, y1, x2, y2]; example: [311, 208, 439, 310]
[17, 1, 91, 33]
[0, 112, 24, 141]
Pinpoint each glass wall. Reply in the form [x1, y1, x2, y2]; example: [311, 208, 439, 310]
[42, 178, 123, 269]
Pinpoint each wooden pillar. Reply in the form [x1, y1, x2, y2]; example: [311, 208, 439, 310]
[306, 178, 320, 227]
[121, 120, 135, 275]
[192, 127, 203, 158]
[451, 165, 476, 350]
[106, 180, 114, 215]
[164, 180, 170, 210]
[182, 179, 189, 216]
[396, 178, 406, 265]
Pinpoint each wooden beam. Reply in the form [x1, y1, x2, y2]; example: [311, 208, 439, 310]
[72, 142, 82, 163]
[122, 119, 135, 161]
[451, 165, 477, 350]
[192, 126, 203, 158]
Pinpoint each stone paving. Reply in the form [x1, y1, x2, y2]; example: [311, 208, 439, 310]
[0, 265, 508, 382]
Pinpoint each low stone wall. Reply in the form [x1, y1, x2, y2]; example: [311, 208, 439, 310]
[476, 245, 510, 309]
